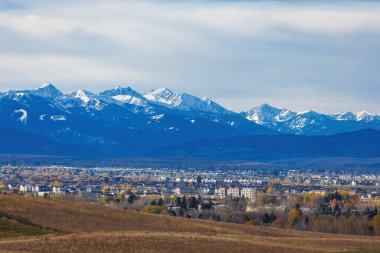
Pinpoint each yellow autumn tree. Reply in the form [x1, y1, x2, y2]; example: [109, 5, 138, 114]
[288, 205, 301, 228]
[52, 180, 61, 187]
[372, 214, 380, 235]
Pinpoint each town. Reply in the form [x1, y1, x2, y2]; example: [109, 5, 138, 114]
[1, 165, 379, 234]
[1, 166, 379, 202]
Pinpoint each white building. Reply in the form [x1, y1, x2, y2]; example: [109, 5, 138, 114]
[240, 188, 256, 199]
[32, 185, 40, 193]
[53, 186, 62, 194]
[171, 187, 181, 195]
[227, 188, 240, 198]
[19, 185, 32, 193]
[217, 187, 227, 199]
[37, 186, 51, 197]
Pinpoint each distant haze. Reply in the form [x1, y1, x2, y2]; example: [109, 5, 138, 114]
[0, 0, 379, 114]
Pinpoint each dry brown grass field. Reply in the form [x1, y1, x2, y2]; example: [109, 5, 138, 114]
[0, 194, 379, 253]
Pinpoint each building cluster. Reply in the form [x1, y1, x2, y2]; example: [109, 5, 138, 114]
[0, 166, 379, 204]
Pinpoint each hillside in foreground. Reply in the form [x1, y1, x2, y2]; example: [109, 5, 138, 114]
[0, 195, 379, 253]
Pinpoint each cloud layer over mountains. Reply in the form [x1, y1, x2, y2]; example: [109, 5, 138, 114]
[1, 0, 380, 113]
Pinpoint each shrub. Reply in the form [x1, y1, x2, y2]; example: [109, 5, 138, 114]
[141, 206, 162, 215]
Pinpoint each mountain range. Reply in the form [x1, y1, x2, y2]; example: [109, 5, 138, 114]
[242, 103, 380, 135]
[152, 129, 380, 160]
[0, 83, 379, 160]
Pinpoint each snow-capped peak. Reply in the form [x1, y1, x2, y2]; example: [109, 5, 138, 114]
[55, 89, 117, 111]
[100, 86, 143, 98]
[331, 111, 356, 121]
[40, 82, 53, 88]
[330, 111, 378, 122]
[356, 111, 376, 121]
[31, 82, 63, 98]
[144, 88, 179, 106]
[296, 110, 320, 116]
[143, 88, 232, 114]
[73, 89, 94, 103]
[100, 86, 148, 107]
[244, 104, 296, 125]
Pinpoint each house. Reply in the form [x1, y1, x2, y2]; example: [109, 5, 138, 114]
[53, 186, 62, 194]
[37, 186, 51, 197]
[171, 187, 181, 195]
[19, 185, 32, 193]
[32, 185, 39, 193]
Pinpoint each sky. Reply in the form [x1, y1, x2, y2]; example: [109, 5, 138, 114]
[0, 0, 379, 114]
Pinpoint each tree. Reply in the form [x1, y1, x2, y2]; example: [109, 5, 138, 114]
[269, 211, 277, 223]
[288, 205, 302, 228]
[127, 194, 137, 205]
[157, 198, 163, 207]
[201, 200, 213, 210]
[181, 196, 187, 209]
[151, 200, 157, 206]
[197, 194, 202, 204]
[175, 196, 182, 207]
[262, 212, 270, 224]
[372, 214, 380, 235]
[189, 196, 198, 209]
[196, 175, 202, 184]
[52, 180, 61, 187]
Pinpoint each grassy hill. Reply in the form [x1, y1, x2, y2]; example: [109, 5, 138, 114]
[0, 195, 379, 253]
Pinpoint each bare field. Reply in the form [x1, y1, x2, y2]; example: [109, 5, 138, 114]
[0, 195, 379, 253]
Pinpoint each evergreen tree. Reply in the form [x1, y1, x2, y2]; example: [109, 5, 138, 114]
[127, 194, 137, 205]
[175, 196, 182, 207]
[179, 208, 184, 216]
[181, 196, 187, 209]
[269, 211, 277, 223]
[189, 196, 198, 209]
[263, 212, 270, 224]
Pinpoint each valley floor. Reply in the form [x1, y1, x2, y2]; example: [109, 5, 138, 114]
[0, 195, 379, 253]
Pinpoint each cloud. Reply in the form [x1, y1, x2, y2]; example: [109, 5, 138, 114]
[0, 54, 155, 92]
[0, 0, 379, 113]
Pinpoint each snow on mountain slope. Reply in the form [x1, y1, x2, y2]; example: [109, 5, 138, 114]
[57, 89, 121, 110]
[1, 83, 379, 149]
[100, 86, 149, 107]
[143, 88, 179, 106]
[330, 111, 380, 122]
[29, 83, 63, 98]
[331, 111, 356, 121]
[355, 111, 379, 121]
[143, 88, 233, 114]
[7, 92, 30, 104]
[14, 109, 28, 123]
[6, 83, 63, 99]
[100, 86, 143, 98]
[243, 104, 296, 126]
[285, 110, 329, 132]
[243, 104, 380, 134]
